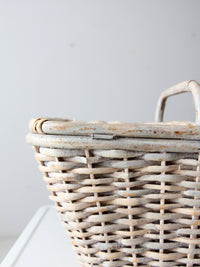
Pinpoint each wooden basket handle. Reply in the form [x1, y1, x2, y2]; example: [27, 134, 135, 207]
[155, 80, 200, 124]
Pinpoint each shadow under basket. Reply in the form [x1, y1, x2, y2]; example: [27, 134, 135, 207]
[26, 80, 200, 267]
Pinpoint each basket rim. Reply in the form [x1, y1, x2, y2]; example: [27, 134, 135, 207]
[26, 132, 200, 153]
[29, 117, 200, 140]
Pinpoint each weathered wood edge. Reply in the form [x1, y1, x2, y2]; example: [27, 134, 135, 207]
[26, 133, 200, 152]
[36, 120, 200, 140]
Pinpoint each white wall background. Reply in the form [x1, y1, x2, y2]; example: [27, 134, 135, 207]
[0, 0, 200, 238]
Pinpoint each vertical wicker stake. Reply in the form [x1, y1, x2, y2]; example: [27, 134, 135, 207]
[27, 80, 200, 266]
[186, 152, 200, 267]
[159, 153, 166, 265]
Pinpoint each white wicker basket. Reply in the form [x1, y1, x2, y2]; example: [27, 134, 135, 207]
[26, 80, 200, 266]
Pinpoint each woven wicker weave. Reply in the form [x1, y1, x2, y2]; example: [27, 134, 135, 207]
[26, 80, 200, 267]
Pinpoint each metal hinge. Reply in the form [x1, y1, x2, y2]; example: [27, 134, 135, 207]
[91, 133, 116, 140]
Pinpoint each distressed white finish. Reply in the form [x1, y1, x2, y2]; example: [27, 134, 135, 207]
[34, 120, 200, 139]
[26, 81, 200, 266]
[26, 133, 200, 152]
[155, 80, 200, 124]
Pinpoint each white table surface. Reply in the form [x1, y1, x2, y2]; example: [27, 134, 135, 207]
[1, 206, 77, 267]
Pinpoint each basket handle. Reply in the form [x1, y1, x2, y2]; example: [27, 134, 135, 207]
[155, 80, 200, 124]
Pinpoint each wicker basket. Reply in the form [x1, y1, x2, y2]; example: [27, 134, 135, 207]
[26, 80, 200, 267]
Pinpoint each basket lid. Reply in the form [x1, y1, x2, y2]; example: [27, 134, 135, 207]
[29, 118, 200, 140]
